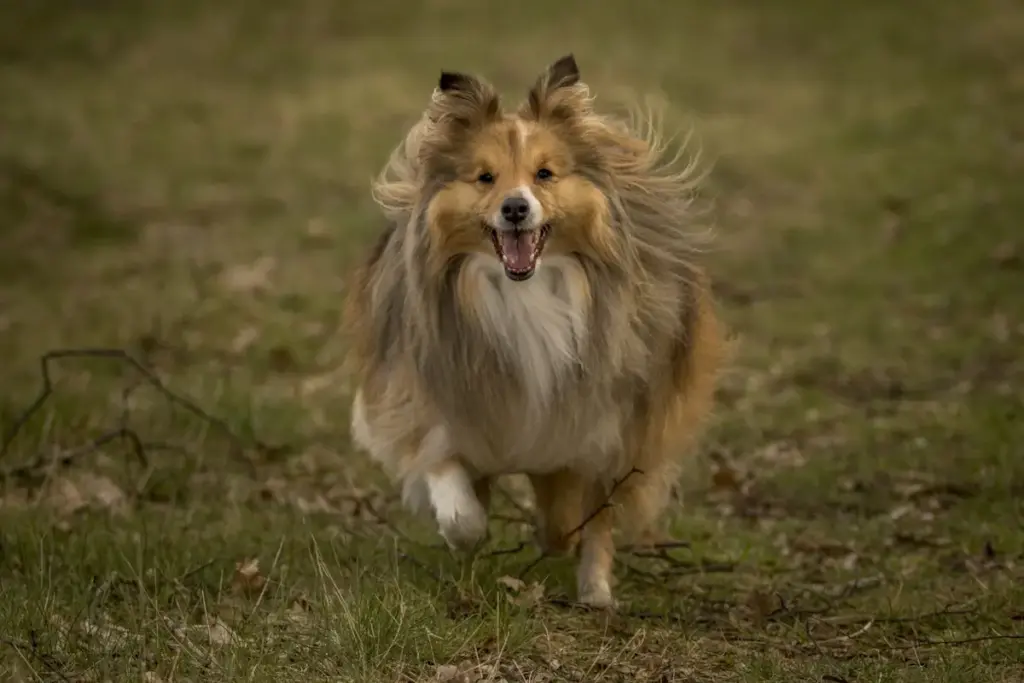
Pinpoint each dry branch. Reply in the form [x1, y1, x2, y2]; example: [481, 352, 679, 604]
[0, 634, 73, 682]
[1, 348, 269, 459]
[0, 348, 275, 486]
[518, 467, 644, 580]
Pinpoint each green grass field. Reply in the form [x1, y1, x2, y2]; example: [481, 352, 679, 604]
[1, 1, 1022, 680]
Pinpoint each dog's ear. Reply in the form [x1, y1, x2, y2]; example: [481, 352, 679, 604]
[429, 69, 500, 129]
[525, 54, 587, 120]
[438, 71, 478, 93]
[538, 54, 581, 91]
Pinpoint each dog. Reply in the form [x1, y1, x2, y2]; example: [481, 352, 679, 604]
[345, 54, 725, 608]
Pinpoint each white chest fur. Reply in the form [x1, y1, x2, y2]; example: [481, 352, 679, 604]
[461, 254, 590, 411]
[351, 254, 620, 486]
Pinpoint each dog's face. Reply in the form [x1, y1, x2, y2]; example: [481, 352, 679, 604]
[421, 55, 618, 282]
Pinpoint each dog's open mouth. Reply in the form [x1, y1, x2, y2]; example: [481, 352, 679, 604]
[490, 225, 550, 281]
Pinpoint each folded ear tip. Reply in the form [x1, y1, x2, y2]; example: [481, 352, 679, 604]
[439, 71, 468, 91]
[549, 54, 580, 86]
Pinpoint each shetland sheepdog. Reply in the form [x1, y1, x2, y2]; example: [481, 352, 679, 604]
[346, 55, 725, 608]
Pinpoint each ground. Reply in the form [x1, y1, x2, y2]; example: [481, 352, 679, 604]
[0, 1, 1022, 681]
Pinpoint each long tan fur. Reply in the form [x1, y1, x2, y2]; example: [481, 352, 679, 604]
[345, 55, 725, 607]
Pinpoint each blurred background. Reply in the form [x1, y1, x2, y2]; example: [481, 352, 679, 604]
[0, 0, 1021, 679]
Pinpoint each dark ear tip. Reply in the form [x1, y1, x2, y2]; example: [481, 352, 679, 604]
[548, 53, 580, 86]
[439, 71, 467, 91]
[555, 54, 579, 73]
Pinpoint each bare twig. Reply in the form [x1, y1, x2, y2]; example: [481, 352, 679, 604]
[519, 467, 643, 579]
[545, 596, 723, 626]
[665, 559, 737, 575]
[1, 632, 73, 682]
[888, 633, 1024, 650]
[620, 540, 692, 555]
[490, 512, 531, 526]
[822, 604, 982, 626]
[361, 497, 445, 551]
[819, 619, 876, 644]
[1, 426, 148, 482]
[494, 482, 534, 519]
[517, 552, 549, 579]
[485, 541, 531, 557]
[805, 620, 827, 658]
[397, 552, 445, 584]
[0, 348, 269, 462]
[821, 574, 884, 600]
[564, 467, 643, 541]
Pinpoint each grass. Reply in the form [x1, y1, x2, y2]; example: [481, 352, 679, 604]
[1, 0, 1022, 680]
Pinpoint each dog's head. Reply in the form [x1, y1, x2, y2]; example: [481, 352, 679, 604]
[415, 55, 632, 282]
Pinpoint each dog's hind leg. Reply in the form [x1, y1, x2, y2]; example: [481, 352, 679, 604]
[472, 476, 493, 519]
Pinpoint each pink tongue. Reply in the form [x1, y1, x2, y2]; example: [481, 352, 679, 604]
[500, 231, 537, 271]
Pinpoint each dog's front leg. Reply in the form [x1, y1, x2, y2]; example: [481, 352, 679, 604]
[424, 458, 490, 550]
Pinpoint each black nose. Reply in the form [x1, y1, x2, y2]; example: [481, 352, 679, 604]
[500, 196, 530, 225]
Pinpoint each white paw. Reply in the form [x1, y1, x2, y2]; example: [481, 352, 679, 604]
[426, 465, 488, 551]
[577, 581, 618, 610]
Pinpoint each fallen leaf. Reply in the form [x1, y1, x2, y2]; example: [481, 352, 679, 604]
[306, 218, 328, 238]
[791, 538, 854, 558]
[230, 327, 260, 353]
[47, 477, 86, 516]
[207, 618, 235, 647]
[752, 440, 807, 468]
[510, 581, 546, 608]
[711, 463, 742, 491]
[434, 664, 462, 682]
[44, 472, 126, 517]
[991, 241, 1020, 268]
[231, 558, 266, 596]
[300, 371, 341, 397]
[81, 619, 134, 649]
[538, 630, 575, 656]
[496, 575, 526, 592]
[888, 503, 915, 521]
[0, 487, 29, 511]
[746, 589, 776, 626]
[294, 494, 338, 515]
[81, 472, 126, 508]
[881, 195, 909, 240]
[838, 478, 862, 493]
[838, 552, 859, 571]
[285, 598, 312, 625]
[496, 574, 545, 609]
[219, 257, 275, 293]
[267, 345, 299, 372]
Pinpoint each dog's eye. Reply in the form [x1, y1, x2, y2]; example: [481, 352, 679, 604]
[536, 168, 553, 181]
[477, 172, 495, 184]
